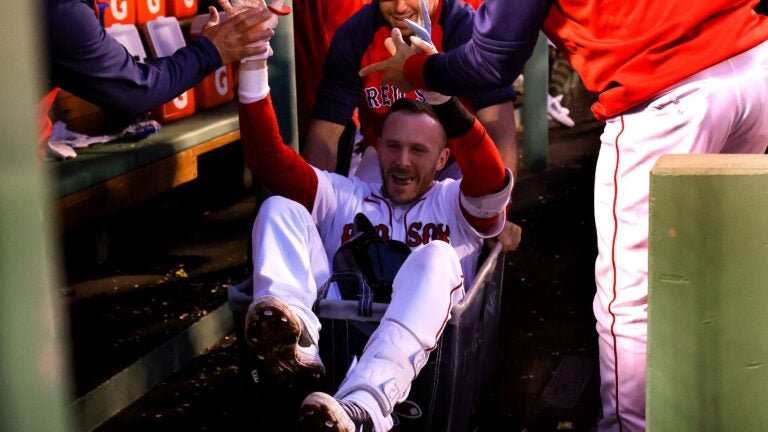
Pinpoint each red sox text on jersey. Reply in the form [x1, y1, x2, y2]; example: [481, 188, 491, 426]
[341, 221, 450, 247]
[362, 85, 426, 109]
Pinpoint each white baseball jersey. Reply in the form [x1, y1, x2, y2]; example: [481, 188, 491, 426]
[312, 168, 504, 288]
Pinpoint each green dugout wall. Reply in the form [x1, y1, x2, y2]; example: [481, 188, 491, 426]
[648, 154, 768, 431]
[0, 1, 75, 432]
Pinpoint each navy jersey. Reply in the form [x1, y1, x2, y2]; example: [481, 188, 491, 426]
[312, 0, 515, 146]
[43, 0, 221, 116]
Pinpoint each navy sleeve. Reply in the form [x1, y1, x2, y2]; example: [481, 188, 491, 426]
[311, 4, 380, 126]
[425, 0, 552, 95]
[45, 0, 221, 115]
[439, 0, 517, 110]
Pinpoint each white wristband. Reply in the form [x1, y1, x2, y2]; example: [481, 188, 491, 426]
[241, 41, 273, 62]
[459, 169, 514, 218]
[238, 67, 270, 103]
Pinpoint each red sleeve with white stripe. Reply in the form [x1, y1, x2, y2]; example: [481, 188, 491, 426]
[449, 117, 507, 232]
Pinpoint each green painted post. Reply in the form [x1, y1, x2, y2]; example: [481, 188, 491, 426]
[0, 1, 76, 432]
[648, 154, 768, 431]
[522, 32, 549, 171]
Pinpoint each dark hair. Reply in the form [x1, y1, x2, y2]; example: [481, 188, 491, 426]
[385, 98, 441, 123]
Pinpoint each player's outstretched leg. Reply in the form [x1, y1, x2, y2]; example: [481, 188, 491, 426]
[298, 392, 374, 432]
[245, 295, 325, 381]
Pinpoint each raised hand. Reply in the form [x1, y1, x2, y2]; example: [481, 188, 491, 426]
[202, 5, 275, 65]
[361, 0, 438, 92]
[207, 0, 292, 70]
[359, 28, 419, 91]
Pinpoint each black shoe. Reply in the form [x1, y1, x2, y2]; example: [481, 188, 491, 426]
[299, 392, 374, 432]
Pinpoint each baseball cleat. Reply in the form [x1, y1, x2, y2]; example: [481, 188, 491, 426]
[245, 296, 324, 381]
[547, 93, 575, 128]
[298, 392, 374, 432]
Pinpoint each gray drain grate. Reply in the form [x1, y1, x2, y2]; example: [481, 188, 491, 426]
[542, 355, 595, 409]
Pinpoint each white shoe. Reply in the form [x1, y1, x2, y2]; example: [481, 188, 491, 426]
[547, 94, 575, 127]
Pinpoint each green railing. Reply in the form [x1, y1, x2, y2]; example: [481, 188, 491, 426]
[0, 1, 76, 431]
[648, 154, 768, 431]
[522, 32, 550, 171]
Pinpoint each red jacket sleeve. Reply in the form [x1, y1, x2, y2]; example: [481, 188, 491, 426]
[238, 96, 318, 211]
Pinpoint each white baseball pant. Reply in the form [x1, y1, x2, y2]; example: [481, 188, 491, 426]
[594, 40, 768, 432]
[251, 196, 465, 431]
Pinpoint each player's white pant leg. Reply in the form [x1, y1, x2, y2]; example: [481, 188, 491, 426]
[335, 241, 464, 432]
[719, 40, 768, 154]
[594, 40, 768, 432]
[250, 196, 331, 344]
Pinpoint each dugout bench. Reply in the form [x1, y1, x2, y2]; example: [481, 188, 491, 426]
[48, 101, 242, 231]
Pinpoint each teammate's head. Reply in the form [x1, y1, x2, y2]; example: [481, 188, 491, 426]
[378, 98, 450, 204]
[378, 0, 438, 38]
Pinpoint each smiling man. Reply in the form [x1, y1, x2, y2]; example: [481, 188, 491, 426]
[235, 30, 518, 430]
[301, 0, 518, 186]
[377, 105, 450, 204]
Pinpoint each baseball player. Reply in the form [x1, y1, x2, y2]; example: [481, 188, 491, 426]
[361, 1, 768, 431]
[301, 0, 518, 183]
[236, 24, 516, 430]
[292, 0, 370, 143]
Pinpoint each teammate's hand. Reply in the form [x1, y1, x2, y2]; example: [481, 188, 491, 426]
[202, 6, 275, 65]
[403, 36, 450, 104]
[485, 221, 522, 253]
[359, 27, 420, 91]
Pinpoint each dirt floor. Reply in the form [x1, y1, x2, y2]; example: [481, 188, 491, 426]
[60, 70, 604, 431]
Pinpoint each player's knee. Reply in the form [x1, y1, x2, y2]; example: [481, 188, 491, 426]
[252, 196, 310, 238]
[409, 240, 460, 270]
[393, 240, 462, 296]
[259, 195, 303, 215]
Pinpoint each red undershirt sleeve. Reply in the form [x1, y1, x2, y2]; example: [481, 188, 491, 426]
[238, 95, 318, 211]
[448, 116, 508, 232]
[403, 53, 430, 91]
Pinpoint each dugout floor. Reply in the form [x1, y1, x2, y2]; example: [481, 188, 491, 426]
[60, 81, 604, 432]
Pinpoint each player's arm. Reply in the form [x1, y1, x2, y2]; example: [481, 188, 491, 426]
[46, 0, 272, 114]
[302, 119, 347, 172]
[301, 16, 366, 171]
[432, 98, 512, 233]
[360, 0, 551, 95]
[475, 101, 522, 252]
[475, 101, 518, 178]
[238, 64, 319, 211]
[417, 0, 550, 94]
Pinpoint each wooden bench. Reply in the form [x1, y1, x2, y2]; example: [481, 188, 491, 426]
[48, 102, 241, 231]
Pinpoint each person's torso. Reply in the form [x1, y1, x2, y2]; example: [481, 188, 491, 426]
[358, 0, 447, 146]
[543, 0, 768, 120]
[312, 169, 484, 284]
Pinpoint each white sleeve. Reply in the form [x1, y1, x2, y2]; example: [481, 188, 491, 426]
[238, 67, 270, 104]
[459, 168, 514, 219]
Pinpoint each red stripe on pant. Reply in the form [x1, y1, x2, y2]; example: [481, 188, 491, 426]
[608, 115, 625, 432]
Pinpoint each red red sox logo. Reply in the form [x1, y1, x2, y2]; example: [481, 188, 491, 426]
[341, 222, 450, 247]
[363, 85, 426, 109]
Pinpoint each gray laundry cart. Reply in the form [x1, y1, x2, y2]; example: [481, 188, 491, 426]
[229, 242, 506, 431]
